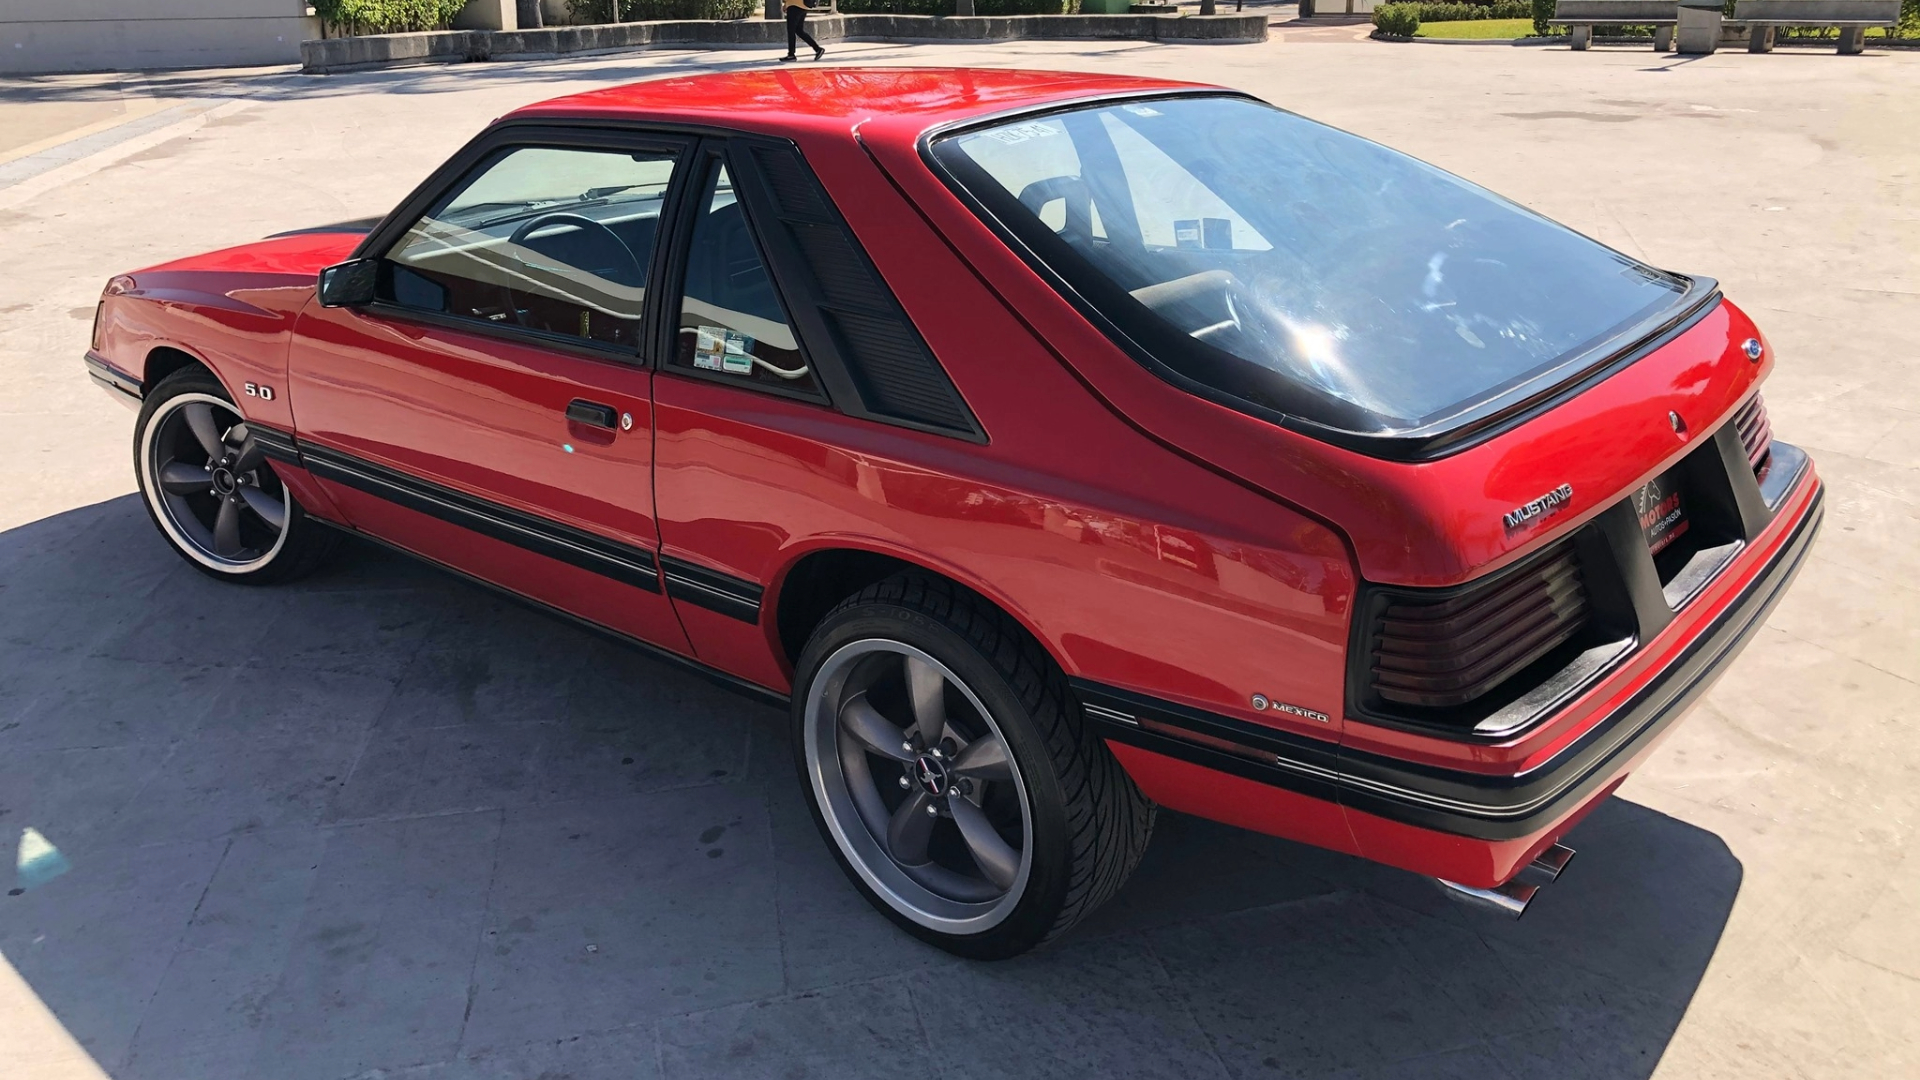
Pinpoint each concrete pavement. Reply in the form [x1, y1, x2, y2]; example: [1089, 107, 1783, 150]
[2, 35, 1917, 1080]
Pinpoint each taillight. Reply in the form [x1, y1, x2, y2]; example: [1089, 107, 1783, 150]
[1371, 544, 1589, 709]
[1351, 538, 1596, 727]
[90, 302, 105, 351]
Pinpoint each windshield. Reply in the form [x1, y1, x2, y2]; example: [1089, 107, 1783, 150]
[435, 146, 673, 229]
[931, 96, 1690, 442]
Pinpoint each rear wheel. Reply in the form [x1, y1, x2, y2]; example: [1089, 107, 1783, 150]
[135, 368, 340, 584]
[793, 573, 1154, 959]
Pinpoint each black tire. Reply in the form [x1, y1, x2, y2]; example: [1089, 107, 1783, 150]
[792, 572, 1154, 959]
[134, 366, 342, 585]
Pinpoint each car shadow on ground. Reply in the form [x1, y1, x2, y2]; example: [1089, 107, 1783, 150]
[1, 496, 1741, 1080]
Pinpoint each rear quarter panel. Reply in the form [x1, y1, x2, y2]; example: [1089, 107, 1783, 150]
[659, 129, 1358, 793]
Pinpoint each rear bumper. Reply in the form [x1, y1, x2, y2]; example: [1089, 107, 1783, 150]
[1086, 457, 1823, 881]
[86, 351, 143, 409]
[1339, 476, 1821, 841]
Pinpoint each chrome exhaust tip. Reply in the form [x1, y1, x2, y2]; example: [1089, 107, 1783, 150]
[1435, 878, 1538, 918]
[1434, 842, 1573, 919]
[1516, 842, 1575, 887]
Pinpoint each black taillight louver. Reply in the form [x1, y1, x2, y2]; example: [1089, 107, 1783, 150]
[1369, 542, 1592, 710]
[1733, 393, 1772, 482]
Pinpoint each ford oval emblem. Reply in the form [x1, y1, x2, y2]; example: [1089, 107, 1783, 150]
[1742, 338, 1763, 362]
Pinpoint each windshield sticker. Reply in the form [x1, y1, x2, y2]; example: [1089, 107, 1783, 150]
[1122, 105, 1162, 118]
[693, 327, 757, 374]
[722, 329, 755, 374]
[692, 326, 727, 371]
[982, 123, 1059, 145]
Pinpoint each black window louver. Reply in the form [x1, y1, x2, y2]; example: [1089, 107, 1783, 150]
[1369, 541, 1592, 710]
[745, 144, 980, 439]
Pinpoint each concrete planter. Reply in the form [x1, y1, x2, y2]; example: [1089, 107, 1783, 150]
[301, 13, 1267, 72]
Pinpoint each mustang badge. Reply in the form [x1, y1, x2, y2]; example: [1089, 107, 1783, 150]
[1502, 483, 1574, 531]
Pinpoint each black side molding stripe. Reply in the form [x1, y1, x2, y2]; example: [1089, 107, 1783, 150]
[1076, 681, 1345, 806]
[300, 442, 661, 594]
[1077, 483, 1823, 842]
[246, 423, 300, 466]
[85, 352, 142, 402]
[659, 554, 763, 623]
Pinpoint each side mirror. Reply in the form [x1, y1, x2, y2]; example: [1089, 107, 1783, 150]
[317, 258, 378, 308]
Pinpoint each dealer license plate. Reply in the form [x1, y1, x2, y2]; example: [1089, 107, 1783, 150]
[1634, 467, 1691, 556]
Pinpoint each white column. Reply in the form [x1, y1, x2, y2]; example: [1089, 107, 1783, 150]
[453, 0, 518, 31]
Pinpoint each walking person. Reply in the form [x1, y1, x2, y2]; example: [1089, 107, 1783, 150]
[779, 0, 825, 62]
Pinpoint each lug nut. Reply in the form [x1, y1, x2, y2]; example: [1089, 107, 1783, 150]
[901, 741, 913, 753]
[925, 804, 939, 818]
[930, 747, 943, 759]
[897, 775, 910, 789]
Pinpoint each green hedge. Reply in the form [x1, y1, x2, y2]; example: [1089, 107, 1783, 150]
[1401, 0, 1529, 19]
[1372, 0, 1529, 32]
[1778, 0, 1920, 35]
[1373, 2, 1420, 34]
[838, 0, 1082, 12]
[1532, 0, 1553, 34]
[974, 0, 1079, 12]
[572, 0, 1082, 14]
[836, 0, 952, 13]
[313, 0, 467, 34]
[566, 0, 756, 20]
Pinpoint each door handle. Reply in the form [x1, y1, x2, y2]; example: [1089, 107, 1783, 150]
[566, 399, 618, 429]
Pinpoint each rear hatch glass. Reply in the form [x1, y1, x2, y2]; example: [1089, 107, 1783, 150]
[929, 95, 1696, 453]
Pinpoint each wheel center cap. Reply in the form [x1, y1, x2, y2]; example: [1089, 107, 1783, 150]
[912, 755, 951, 798]
[210, 467, 236, 495]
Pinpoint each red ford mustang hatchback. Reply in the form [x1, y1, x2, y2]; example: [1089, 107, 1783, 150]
[85, 69, 1821, 958]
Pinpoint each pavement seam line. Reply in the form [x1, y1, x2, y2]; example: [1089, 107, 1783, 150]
[120, 835, 234, 1072]
[1137, 930, 1236, 1080]
[453, 808, 507, 1054]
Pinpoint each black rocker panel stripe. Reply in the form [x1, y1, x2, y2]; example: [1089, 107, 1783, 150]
[1076, 485, 1822, 842]
[1073, 680, 1343, 806]
[84, 353, 143, 402]
[659, 554, 763, 624]
[246, 422, 300, 466]
[299, 443, 661, 593]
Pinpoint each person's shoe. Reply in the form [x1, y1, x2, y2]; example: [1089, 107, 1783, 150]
[812, 46, 825, 61]
[778, 54, 798, 63]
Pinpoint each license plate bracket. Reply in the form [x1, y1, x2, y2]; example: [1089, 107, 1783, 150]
[1634, 466, 1692, 558]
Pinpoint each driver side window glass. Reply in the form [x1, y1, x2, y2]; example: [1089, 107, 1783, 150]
[382, 145, 678, 350]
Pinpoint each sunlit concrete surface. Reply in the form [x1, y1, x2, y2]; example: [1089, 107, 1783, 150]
[2, 33, 1917, 1080]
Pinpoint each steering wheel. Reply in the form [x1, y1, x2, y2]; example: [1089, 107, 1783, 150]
[508, 212, 643, 284]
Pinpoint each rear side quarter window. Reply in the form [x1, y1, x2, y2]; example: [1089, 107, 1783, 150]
[667, 159, 821, 396]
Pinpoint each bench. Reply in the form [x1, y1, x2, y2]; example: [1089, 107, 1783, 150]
[1549, 0, 1680, 51]
[1733, 0, 1900, 53]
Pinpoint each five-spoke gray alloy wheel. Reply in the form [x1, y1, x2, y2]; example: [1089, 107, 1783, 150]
[139, 391, 291, 574]
[804, 639, 1034, 934]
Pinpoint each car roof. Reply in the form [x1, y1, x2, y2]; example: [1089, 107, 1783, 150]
[503, 67, 1214, 143]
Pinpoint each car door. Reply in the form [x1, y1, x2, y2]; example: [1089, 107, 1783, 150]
[650, 138, 983, 690]
[288, 128, 694, 653]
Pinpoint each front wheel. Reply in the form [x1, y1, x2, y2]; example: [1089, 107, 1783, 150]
[793, 574, 1154, 959]
[134, 367, 340, 584]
